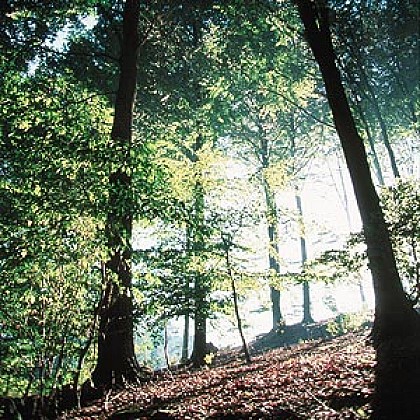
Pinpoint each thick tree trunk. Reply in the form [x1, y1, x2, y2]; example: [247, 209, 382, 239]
[295, 1, 420, 416]
[270, 286, 282, 330]
[91, 0, 146, 389]
[180, 154, 207, 368]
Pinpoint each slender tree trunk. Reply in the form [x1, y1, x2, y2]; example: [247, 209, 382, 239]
[389, 61, 419, 134]
[295, 191, 314, 324]
[334, 150, 354, 229]
[223, 240, 251, 364]
[181, 313, 190, 363]
[181, 226, 192, 364]
[371, 95, 400, 179]
[354, 102, 385, 186]
[263, 178, 283, 330]
[232, 275, 252, 364]
[346, 37, 400, 179]
[357, 274, 367, 309]
[341, 57, 386, 185]
[163, 324, 171, 370]
[91, 0, 146, 389]
[295, 2, 420, 416]
[267, 195, 283, 330]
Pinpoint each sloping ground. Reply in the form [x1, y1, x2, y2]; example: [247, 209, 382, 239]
[62, 330, 375, 419]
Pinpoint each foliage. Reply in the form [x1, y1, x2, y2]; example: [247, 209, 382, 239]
[326, 312, 372, 337]
[0, 218, 103, 396]
[0, 71, 110, 395]
[308, 180, 419, 303]
[0, 0, 99, 72]
[381, 179, 420, 303]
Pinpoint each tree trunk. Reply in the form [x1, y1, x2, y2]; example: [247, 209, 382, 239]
[91, 0, 146, 389]
[295, 192, 314, 324]
[263, 179, 284, 330]
[223, 238, 251, 364]
[270, 285, 282, 330]
[190, 176, 208, 368]
[371, 94, 400, 179]
[163, 324, 170, 370]
[295, 1, 420, 416]
[232, 274, 252, 364]
[342, 70, 386, 187]
[354, 101, 385, 186]
[334, 149, 353, 229]
[191, 280, 207, 367]
[343, 33, 400, 179]
[355, 60, 400, 179]
[357, 274, 367, 309]
[181, 313, 190, 363]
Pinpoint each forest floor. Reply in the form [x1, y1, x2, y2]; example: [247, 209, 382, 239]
[61, 325, 376, 419]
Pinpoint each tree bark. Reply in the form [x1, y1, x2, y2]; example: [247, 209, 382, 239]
[91, 0, 146, 389]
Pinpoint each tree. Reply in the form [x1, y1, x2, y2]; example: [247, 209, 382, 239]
[294, 0, 420, 416]
[90, 0, 147, 389]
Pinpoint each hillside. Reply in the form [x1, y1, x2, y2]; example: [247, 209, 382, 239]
[61, 329, 375, 419]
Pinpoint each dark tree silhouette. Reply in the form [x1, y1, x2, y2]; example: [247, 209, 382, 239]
[91, 0, 148, 389]
[294, 1, 420, 417]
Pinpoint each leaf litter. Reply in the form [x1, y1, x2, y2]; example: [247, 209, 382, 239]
[61, 330, 375, 419]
